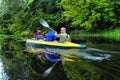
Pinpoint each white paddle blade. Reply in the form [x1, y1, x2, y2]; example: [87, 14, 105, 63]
[40, 19, 50, 28]
[42, 67, 53, 77]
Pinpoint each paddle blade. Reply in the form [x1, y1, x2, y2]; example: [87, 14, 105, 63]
[42, 66, 53, 77]
[39, 18, 50, 28]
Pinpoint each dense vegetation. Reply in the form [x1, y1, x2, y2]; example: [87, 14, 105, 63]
[0, 0, 120, 35]
[0, 1, 120, 80]
[61, 0, 120, 30]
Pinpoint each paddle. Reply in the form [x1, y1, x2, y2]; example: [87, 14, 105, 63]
[42, 61, 58, 77]
[39, 18, 54, 31]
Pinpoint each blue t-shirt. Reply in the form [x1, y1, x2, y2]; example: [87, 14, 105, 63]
[46, 31, 56, 41]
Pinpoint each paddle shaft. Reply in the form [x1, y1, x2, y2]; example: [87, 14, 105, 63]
[49, 27, 54, 31]
[52, 61, 58, 67]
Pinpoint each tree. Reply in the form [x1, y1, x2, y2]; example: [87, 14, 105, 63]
[60, 0, 117, 30]
[0, 0, 65, 35]
[0, 0, 28, 34]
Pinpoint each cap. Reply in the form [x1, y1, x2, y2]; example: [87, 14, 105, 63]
[37, 30, 42, 34]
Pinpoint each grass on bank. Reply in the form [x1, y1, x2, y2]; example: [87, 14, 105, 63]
[70, 28, 120, 41]
[99, 28, 120, 41]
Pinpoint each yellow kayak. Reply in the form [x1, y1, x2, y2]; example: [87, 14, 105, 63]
[26, 39, 87, 49]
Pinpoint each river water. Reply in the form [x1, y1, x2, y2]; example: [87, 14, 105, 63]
[0, 37, 120, 80]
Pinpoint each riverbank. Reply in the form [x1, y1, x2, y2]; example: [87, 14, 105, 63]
[1, 28, 120, 42]
[99, 28, 120, 41]
[0, 34, 26, 40]
[70, 28, 120, 42]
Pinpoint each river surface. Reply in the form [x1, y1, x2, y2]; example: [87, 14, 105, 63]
[0, 37, 120, 80]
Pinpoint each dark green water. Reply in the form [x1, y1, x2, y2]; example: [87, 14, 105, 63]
[0, 37, 120, 80]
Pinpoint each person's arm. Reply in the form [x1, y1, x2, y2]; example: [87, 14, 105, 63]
[55, 31, 60, 38]
[55, 31, 61, 38]
[55, 31, 58, 36]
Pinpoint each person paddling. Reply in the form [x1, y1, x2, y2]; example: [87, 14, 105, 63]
[55, 27, 71, 43]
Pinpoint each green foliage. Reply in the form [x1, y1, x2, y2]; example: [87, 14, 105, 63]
[0, 0, 27, 34]
[100, 28, 120, 41]
[0, 0, 120, 35]
[0, 0, 25, 17]
[114, 1, 120, 24]
[60, 0, 117, 30]
[0, 0, 65, 35]
[27, 0, 34, 6]
[70, 28, 120, 42]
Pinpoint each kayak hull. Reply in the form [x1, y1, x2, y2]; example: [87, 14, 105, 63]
[26, 39, 87, 49]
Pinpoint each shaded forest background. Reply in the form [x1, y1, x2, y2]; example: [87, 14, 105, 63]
[0, 0, 120, 36]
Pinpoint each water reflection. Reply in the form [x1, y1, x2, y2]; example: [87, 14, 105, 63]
[0, 39, 9, 80]
[25, 39, 120, 80]
[0, 58, 9, 80]
[0, 38, 120, 80]
[0, 38, 69, 80]
[32, 47, 111, 61]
